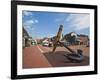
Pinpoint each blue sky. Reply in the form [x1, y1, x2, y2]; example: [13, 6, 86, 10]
[22, 10, 90, 39]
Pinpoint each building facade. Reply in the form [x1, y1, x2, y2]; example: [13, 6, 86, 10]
[23, 27, 32, 48]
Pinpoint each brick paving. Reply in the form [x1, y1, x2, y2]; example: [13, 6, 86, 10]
[23, 45, 89, 69]
[23, 45, 52, 68]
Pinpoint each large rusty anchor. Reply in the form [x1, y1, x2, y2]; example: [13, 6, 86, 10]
[52, 25, 84, 62]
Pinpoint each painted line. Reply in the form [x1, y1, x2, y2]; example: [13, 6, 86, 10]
[36, 45, 52, 67]
[37, 45, 44, 53]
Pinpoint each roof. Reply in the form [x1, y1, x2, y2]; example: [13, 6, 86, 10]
[78, 34, 88, 37]
[23, 27, 30, 37]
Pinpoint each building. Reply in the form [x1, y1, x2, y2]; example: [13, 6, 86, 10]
[78, 34, 89, 45]
[23, 27, 32, 47]
[63, 32, 78, 45]
[63, 32, 89, 46]
[31, 39, 37, 45]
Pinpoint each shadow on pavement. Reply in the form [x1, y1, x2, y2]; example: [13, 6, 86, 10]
[43, 51, 89, 67]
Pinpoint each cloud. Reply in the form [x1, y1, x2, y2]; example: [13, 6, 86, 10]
[23, 11, 33, 16]
[66, 14, 90, 30]
[23, 20, 34, 26]
[23, 19, 38, 29]
[34, 20, 38, 23]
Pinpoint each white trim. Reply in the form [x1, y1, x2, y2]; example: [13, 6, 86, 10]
[17, 5, 95, 75]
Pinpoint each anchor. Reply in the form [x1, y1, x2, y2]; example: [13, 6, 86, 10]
[52, 25, 84, 62]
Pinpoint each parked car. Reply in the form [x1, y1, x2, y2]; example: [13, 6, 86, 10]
[43, 42, 49, 47]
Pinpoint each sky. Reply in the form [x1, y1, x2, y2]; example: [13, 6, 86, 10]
[22, 10, 90, 39]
